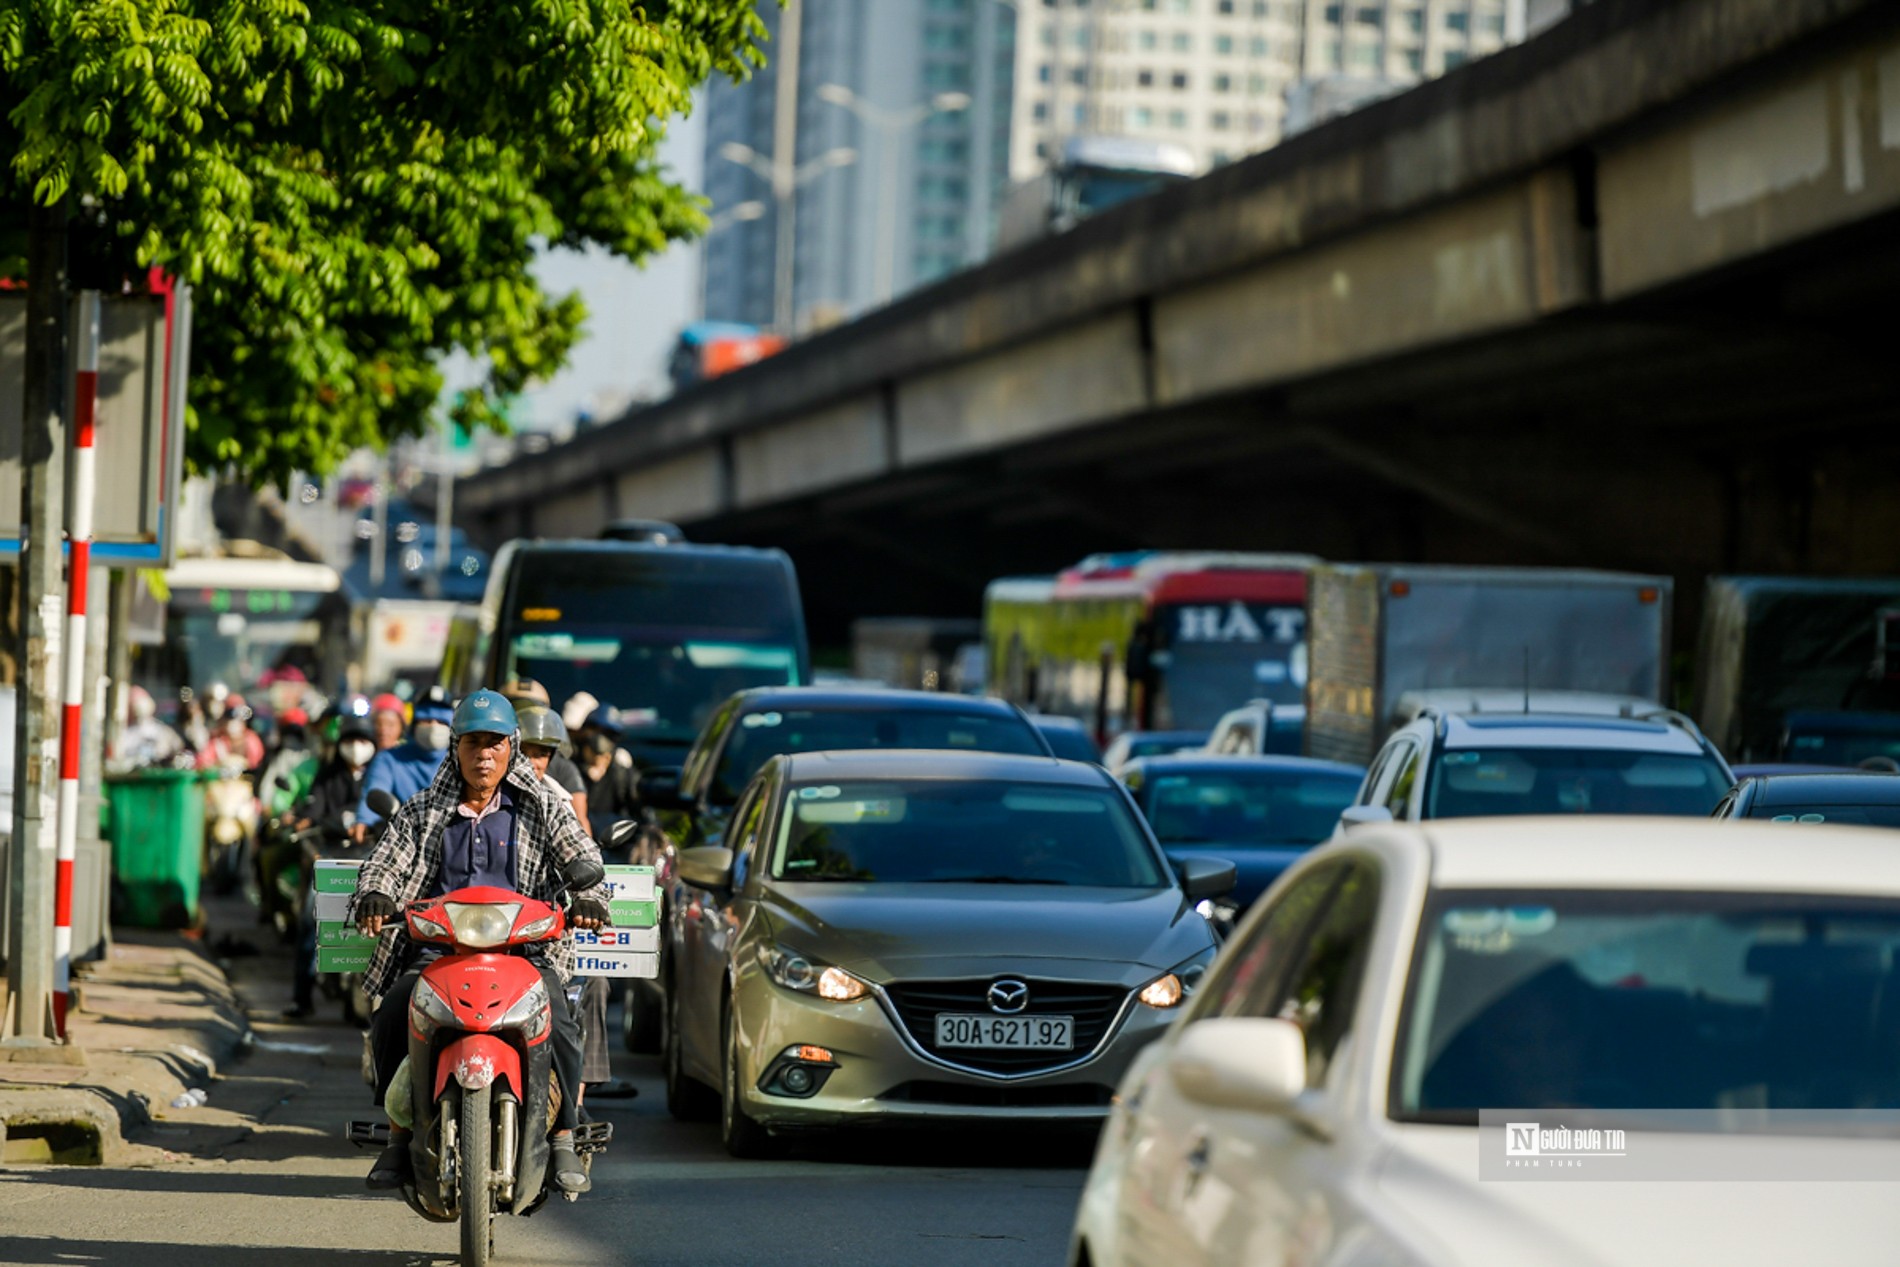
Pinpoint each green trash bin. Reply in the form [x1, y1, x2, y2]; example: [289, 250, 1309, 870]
[104, 768, 206, 929]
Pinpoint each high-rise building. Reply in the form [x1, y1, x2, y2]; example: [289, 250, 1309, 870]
[1008, 0, 1527, 178]
[700, 0, 1016, 334]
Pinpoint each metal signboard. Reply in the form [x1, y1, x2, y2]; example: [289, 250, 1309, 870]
[1, 285, 191, 563]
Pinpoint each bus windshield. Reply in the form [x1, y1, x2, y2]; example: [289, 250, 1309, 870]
[503, 550, 804, 744]
[159, 586, 345, 703]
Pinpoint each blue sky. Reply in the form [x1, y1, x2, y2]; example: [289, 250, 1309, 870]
[518, 108, 709, 429]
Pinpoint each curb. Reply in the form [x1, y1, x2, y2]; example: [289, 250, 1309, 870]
[0, 934, 253, 1166]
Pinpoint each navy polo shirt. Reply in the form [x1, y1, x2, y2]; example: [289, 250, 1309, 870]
[432, 786, 519, 896]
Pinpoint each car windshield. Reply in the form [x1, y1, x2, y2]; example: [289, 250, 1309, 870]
[1394, 890, 1900, 1120]
[1425, 747, 1730, 817]
[1783, 724, 1900, 768]
[1133, 734, 1207, 758]
[711, 710, 1046, 806]
[1144, 770, 1359, 845]
[1748, 801, 1900, 828]
[771, 779, 1167, 888]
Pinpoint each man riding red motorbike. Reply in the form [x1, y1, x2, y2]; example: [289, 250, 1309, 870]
[351, 689, 610, 1196]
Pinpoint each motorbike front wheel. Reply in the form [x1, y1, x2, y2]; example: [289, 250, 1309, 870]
[459, 1083, 494, 1267]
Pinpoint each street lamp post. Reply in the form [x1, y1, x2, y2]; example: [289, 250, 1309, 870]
[706, 199, 766, 235]
[817, 84, 973, 306]
[717, 143, 857, 334]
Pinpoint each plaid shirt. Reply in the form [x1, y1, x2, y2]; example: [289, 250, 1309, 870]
[350, 746, 606, 1000]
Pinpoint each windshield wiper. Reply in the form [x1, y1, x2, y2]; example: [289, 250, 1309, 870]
[920, 875, 1070, 885]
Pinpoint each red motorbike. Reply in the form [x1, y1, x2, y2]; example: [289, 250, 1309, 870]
[349, 856, 610, 1266]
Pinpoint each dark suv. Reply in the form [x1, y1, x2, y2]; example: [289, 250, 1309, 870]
[620, 687, 1053, 1051]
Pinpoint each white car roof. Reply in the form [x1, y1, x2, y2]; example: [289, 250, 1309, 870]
[1400, 817, 1900, 895]
[1437, 712, 1708, 754]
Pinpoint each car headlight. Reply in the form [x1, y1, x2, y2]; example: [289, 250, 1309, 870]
[497, 979, 551, 1039]
[759, 944, 869, 1002]
[443, 902, 522, 948]
[409, 982, 457, 1035]
[817, 966, 868, 1002]
[1138, 947, 1217, 1010]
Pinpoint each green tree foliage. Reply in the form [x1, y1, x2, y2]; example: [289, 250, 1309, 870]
[0, 0, 768, 484]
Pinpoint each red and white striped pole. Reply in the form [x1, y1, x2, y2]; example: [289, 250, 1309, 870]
[54, 290, 102, 1037]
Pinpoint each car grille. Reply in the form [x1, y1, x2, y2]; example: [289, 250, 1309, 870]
[881, 1080, 1115, 1108]
[881, 979, 1131, 1076]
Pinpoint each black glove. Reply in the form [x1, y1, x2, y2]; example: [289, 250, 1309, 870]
[570, 897, 611, 927]
[356, 892, 397, 931]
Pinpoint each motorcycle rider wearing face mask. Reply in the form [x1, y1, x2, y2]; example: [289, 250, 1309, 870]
[284, 714, 379, 1020]
[351, 687, 456, 844]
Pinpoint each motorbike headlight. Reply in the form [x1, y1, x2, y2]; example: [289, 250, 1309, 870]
[1138, 947, 1217, 1010]
[516, 913, 558, 941]
[443, 902, 522, 948]
[497, 980, 551, 1040]
[409, 982, 457, 1035]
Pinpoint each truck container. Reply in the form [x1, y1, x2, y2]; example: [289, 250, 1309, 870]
[1692, 576, 1900, 763]
[1305, 564, 1672, 767]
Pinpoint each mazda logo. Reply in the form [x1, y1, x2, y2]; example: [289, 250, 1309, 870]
[987, 979, 1030, 1015]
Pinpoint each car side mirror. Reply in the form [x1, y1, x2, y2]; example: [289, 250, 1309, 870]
[563, 857, 607, 893]
[1170, 1017, 1307, 1114]
[366, 788, 401, 819]
[638, 765, 687, 810]
[1172, 855, 1237, 900]
[676, 845, 735, 893]
[606, 818, 642, 850]
[1337, 804, 1394, 832]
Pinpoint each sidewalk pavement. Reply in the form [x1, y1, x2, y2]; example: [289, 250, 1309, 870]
[0, 927, 252, 1166]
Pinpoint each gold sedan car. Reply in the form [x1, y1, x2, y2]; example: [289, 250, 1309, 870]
[662, 749, 1234, 1157]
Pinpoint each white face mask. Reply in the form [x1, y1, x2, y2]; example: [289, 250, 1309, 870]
[341, 739, 376, 768]
[415, 722, 452, 751]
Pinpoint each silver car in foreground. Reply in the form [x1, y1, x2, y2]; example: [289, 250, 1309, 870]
[663, 749, 1233, 1156]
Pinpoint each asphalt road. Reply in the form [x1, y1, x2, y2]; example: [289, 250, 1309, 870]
[0, 895, 1091, 1266]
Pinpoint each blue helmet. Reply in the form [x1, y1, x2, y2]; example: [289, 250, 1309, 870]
[452, 689, 517, 738]
[412, 684, 455, 726]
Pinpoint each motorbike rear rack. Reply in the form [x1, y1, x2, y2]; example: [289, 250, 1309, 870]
[346, 1120, 391, 1149]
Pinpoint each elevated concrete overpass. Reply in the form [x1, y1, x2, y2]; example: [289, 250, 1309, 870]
[460, 0, 1900, 642]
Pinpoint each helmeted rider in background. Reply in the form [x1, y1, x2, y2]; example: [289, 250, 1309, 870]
[351, 687, 455, 841]
[350, 690, 610, 1194]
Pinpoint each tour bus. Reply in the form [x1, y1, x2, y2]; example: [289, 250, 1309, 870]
[439, 539, 810, 768]
[984, 552, 1317, 744]
[147, 552, 351, 720]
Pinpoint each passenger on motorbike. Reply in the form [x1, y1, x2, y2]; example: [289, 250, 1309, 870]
[352, 690, 610, 1194]
[518, 706, 638, 1102]
[505, 681, 590, 825]
[351, 687, 456, 841]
